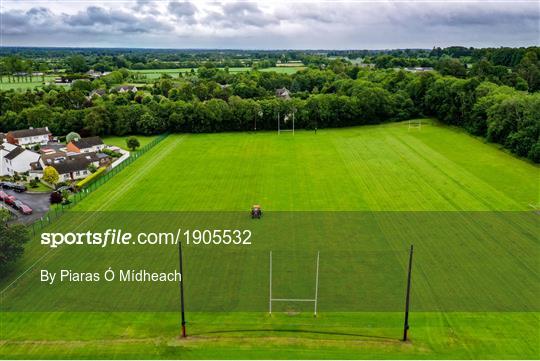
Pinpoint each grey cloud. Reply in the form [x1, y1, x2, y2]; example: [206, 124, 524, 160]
[132, 0, 162, 16]
[64, 6, 137, 26]
[1, 7, 56, 35]
[0, 1, 538, 49]
[168, 1, 197, 24]
[1, 5, 172, 37]
[202, 2, 279, 28]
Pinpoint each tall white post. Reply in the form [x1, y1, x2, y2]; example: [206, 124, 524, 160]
[314, 251, 320, 316]
[269, 251, 273, 314]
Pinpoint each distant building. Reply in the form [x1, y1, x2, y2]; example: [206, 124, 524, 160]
[403, 67, 434, 73]
[86, 70, 111, 79]
[89, 89, 107, 98]
[6, 127, 52, 147]
[67, 136, 105, 153]
[276, 87, 291, 100]
[113, 85, 138, 93]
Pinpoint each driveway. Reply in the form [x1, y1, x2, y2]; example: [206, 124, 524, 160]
[1, 188, 51, 225]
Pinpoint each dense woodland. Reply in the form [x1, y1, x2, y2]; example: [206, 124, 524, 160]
[0, 47, 538, 162]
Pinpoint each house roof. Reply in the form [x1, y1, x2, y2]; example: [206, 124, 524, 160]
[50, 158, 93, 175]
[4, 147, 25, 160]
[9, 127, 50, 139]
[44, 151, 109, 174]
[276, 88, 291, 99]
[115, 85, 137, 91]
[71, 136, 104, 149]
[90, 89, 106, 96]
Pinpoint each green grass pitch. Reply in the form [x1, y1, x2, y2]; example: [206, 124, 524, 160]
[1, 120, 539, 359]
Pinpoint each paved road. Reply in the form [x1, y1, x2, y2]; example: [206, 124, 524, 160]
[1, 188, 51, 224]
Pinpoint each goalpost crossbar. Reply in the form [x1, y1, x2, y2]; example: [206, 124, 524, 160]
[269, 251, 320, 316]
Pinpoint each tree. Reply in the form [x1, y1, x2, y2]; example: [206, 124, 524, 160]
[43, 166, 60, 185]
[126, 137, 140, 151]
[0, 222, 29, 273]
[517, 50, 540, 92]
[67, 55, 89, 73]
[66, 132, 81, 143]
[435, 58, 467, 78]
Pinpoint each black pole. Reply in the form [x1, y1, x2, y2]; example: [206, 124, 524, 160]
[178, 239, 187, 338]
[402, 244, 414, 341]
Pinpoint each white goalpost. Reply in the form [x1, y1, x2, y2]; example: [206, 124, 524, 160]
[277, 111, 295, 135]
[269, 251, 320, 316]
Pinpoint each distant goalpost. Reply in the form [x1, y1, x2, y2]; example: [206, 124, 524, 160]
[268, 251, 319, 316]
[277, 110, 295, 135]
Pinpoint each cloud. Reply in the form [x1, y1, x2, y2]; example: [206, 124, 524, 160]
[62, 6, 173, 33]
[1, 7, 57, 35]
[201, 2, 280, 29]
[0, 1, 538, 48]
[167, 1, 197, 24]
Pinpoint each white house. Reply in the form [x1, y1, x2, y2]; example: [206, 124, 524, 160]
[114, 85, 138, 93]
[0, 143, 41, 176]
[31, 151, 111, 182]
[7, 127, 51, 147]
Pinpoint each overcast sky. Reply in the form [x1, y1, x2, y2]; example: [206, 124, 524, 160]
[1, 0, 539, 49]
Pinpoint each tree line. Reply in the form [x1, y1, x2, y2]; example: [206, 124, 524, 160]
[0, 63, 538, 163]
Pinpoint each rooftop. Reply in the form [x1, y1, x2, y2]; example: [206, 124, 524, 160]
[71, 136, 104, 149]
[4, 146, 26, 160]
[9, 127, 51, 139]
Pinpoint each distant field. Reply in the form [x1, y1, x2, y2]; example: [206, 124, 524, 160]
[1, 121, 538, 359]
[131, 66, 305, 79]
[0, 76, 57, 91]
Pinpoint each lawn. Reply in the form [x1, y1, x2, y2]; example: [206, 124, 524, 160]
[1, 121, 538, 359]
[0, 76, 57, 91]
[102, 135, 159, 151]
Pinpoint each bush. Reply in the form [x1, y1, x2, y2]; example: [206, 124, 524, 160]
[528, 142, 540, 163]
[29, 179, 39, 188]
[55, 181, 68, 189]
[102, 149, 122, 158]
[87, 164, 98, 173]
[76, 167, 106, 189]
[50, 191, 62, 204]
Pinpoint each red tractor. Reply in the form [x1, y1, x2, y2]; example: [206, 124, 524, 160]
[251, 205, 262, 219]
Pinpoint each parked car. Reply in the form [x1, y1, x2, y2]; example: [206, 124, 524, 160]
[4, 195, 16, 206]
[19, 204, 33, 215]
[56, 185, 74, 193]
[0, 182, 27, 193]
[0, 191, 8, 200]
[11, 184, 27, 193]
